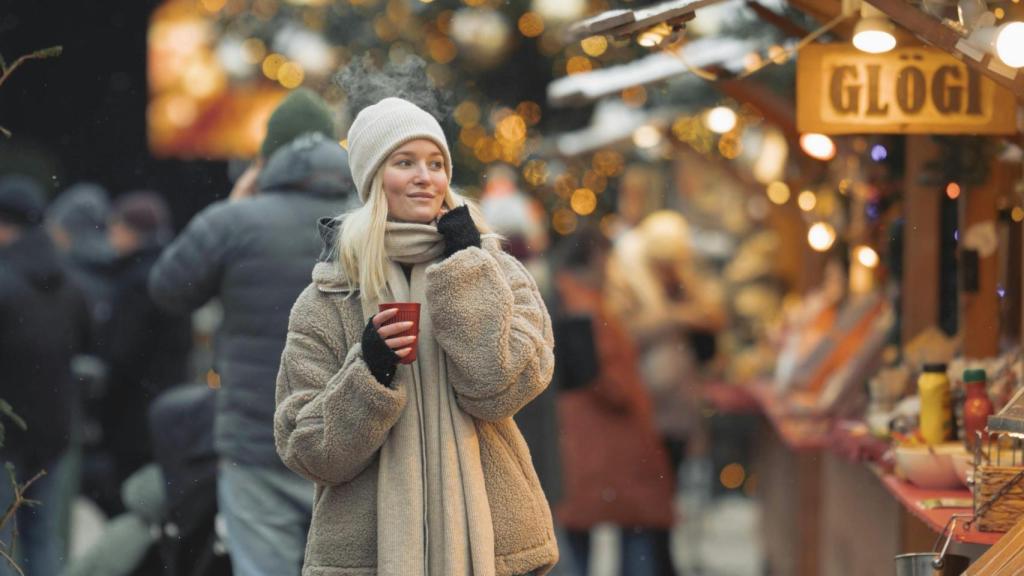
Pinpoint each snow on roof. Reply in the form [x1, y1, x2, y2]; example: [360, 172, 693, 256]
[548, 36, 760, 106]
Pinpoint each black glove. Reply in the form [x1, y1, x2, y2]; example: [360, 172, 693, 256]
[437, 205, 481, 259]
[362, 317, 399, 388]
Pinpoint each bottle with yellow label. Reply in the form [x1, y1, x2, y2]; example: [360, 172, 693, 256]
[918, 363, 953, 445]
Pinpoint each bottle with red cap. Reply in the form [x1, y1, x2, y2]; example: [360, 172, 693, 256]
[962, 368, 994, 450]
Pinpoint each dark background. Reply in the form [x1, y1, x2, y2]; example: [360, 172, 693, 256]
[1, 0, 231, 228]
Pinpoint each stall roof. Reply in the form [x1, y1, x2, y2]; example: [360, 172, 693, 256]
[547, 36, 759, 106]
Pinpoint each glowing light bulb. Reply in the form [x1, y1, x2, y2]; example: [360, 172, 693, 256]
[797, 190, 817, 212]
[704, 106, 737, 134]
[808, 222, 836, 252]
[855, 245, 880, 268]
[799, 133, 836, 161]
[632, 125, 662, 148]
[996, 21, 1024, 68]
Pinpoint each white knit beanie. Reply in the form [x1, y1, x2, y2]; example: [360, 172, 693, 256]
[347, 97, 452, 204]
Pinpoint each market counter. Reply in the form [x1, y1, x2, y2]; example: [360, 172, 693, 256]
[719, 382, 1001, 575]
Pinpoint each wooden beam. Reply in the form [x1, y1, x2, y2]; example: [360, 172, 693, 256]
[902, 135, 942, 344]
[785, 0, 857, 40]
[865, 0, 1024, 101]
[745, 1, 811, 40]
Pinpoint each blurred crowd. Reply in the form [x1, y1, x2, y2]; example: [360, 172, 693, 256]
[0, 87, 727, 576]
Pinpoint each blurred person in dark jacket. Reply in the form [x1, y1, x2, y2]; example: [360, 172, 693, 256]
[45, 183, 120, 516]
[0, 175, 90, 576]
[148, 88, 358, 576]
[102, 191, 192, 493]
[45, 182, 115, 333]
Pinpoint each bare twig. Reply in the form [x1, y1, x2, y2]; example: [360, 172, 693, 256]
[0, 546, 24, 576]
[0, 468, 45, 531]
[0, 465, 45, 573]
[0, 45, 62, 137]
[0, 46, 62, 89]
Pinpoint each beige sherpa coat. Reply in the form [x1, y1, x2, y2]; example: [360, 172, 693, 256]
[274, 243, 559, 576]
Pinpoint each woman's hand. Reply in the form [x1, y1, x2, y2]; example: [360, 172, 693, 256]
[362, 308, 416, 387]
[371, 308, 416, 359]
[436, 205, 481, 258]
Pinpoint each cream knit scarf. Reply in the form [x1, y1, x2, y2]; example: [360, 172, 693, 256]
[361, 221, 495, 576]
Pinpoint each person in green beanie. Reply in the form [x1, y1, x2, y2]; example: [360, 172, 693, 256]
[228, 87, 337, 202]
[149, 88, 357, 576]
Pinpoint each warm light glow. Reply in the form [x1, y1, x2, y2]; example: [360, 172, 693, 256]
[797, 190, 817, 212]
[570, 188, 598, 215]
[946, 182, 961, 200]
[766, 181, 791, 205]
[532, 0, 586, 23]
[799, 133, 836, 161]
[262, 53, 286, 79]
[808, 222, 837, 252]
[995, 22, 1024, 68]
[855, 245, 880, 269]
[753, 128, 788, 184]
[518, 12, 545, 37]
[522, 159, 549, 186]
[621, 86, 647, 107]
[632, 125, 662, 149]
[705, 106, 737, 134]
[637, 23, 669, 48]
[516, 101, 542, 126]
[566, 56, 593, 75]
[592, 150, 624, 177]
[853, 5, 896, 54]
[853, 26, 897, 53]
[277, 61, 304, 89]
[1012, 207, 1024, 222]
[720, 463, 746, 490]
[454, 101, 481, 127]
[496, 114, 527, 143]
[581, 35, 608, 57]
[552, 208, 578, 235]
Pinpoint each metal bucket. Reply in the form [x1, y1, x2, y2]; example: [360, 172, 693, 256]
[895, 514, 971, 576]
[895, 553, 970, 575]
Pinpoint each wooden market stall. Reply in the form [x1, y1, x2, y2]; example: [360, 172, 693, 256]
[551, 0, 1024, 573]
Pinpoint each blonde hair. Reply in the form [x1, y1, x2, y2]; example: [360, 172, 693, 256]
[337, 170, 494, 302]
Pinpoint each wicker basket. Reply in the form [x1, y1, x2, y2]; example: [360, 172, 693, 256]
[974, 464, 1024, 532]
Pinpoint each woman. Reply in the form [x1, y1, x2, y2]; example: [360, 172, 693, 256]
[274, 97, 558, 576]
[551, 227, 675, 576]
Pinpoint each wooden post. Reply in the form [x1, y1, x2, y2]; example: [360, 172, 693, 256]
[962, 161, 1009, 359]
[902, 135, 942, 344]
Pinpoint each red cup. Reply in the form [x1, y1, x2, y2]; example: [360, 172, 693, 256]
[378, 302, 421, 364]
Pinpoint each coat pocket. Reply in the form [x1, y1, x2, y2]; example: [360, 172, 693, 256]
[305, 458, 378, 569]
[477, 420, 552, 557]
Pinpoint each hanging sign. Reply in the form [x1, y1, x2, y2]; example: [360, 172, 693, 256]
[797, 45, 1017, 135]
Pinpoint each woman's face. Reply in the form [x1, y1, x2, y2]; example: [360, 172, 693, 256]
[382, 139, 448, 224]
